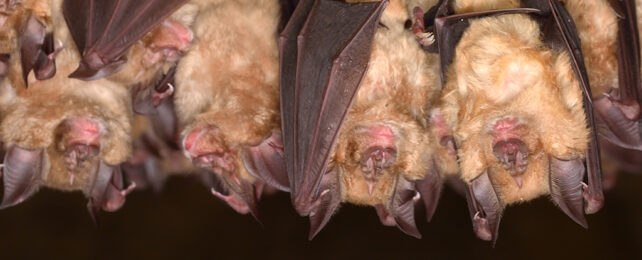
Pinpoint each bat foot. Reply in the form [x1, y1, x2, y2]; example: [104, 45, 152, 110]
[472, 212, 493, 241]
[582, 183, 604, 214]
[152, 83, 174, 106]
[211, 188, 250, 214]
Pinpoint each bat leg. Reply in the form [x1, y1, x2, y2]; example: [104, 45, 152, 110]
[152, 83, 174, 107]
[0, 146, 44, 209]
[211, 188, 251, 214]
[411, 6, 435, 48]
[492, 139, 528, 187]
[102, 168, 136, 212]
[466, 170, 503, 244]
[549, 157, 588, 228]
[241, 131, 289, 192]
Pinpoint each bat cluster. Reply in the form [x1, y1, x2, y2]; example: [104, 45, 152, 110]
[0, 0, 639, 245]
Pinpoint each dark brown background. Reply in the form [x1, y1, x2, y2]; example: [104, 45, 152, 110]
[0, 171, 641, 259]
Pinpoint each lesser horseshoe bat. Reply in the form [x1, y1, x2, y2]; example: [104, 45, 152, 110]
[0, 0, 193, 219]
[432, 0, 602, 244]
[174, 0, 288, 220]
[279, 0, 449, 239]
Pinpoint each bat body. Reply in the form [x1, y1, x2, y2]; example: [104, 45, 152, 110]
[280, 0, 448, 239]
[436, 0, 599, 243]
[174, 0, 287, 219]
[561, 0, 642, 185]
[0, 0, 193, 219]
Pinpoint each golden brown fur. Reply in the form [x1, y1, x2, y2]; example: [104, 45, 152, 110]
[561, 0, 619, 98]
[0, 0, 193, 197]
[333, 0, 442, 206]
[174, 0, 281, 182]
[0, 0, 132, 194]
[441, 1, 588, 204]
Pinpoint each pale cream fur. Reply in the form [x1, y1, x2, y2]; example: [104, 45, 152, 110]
[333, 0, 442, 206]
[441, 4, 589, 204]
[174, 0, 281, 182]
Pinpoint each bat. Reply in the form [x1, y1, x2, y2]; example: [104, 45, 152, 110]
[0, 0, 192, 220]
[173, 0, 288, 220]
[561, 0, 642, 187]
[279, 0, 449, 239]
[423, 0, 603, 244]
[62, 0, 190, 81]
[566, 0, 642, 152]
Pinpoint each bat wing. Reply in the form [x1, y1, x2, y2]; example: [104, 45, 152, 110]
[0, 146, 44, 209]
[19, 14, 58, 85]
[465, 170, 503, 246]
[387, 175, 421, 239]
[541, 0, 603, 214]
[241, 131, 289, 192]
[86, 161, 117, 223]
[415, 159, 443, 222]
[62, 0, 189, 81]
[593, 0, 642, 149]
[279, 0, 387, 219]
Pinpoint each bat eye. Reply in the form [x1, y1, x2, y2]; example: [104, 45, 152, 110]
[404, 19, 412, 29]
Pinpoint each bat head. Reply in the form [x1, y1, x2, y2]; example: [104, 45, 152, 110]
[183, 126, 261, 219]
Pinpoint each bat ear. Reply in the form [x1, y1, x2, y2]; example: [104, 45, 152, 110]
[0, 146, 44, 209]
[549, 157, 588, 228]
[19, 15, 59, 85]
[389, 176, 421, 239]
[415, 159, 443, 223]
[308, 168, 342, 240]
[241, 131, 289, 192]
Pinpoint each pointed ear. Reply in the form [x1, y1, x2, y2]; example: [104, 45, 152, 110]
[308, 168, 342, 240]
[241, 131, 289, 192]
[415, 159, 443, 222]
[0, 146, 44, 209]
[389, 175, 421, 239]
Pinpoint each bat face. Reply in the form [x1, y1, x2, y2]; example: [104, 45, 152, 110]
[440, 8, 592, 242]
[174, 0, 284, 218]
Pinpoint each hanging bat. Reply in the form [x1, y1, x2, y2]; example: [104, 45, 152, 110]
[559, 0, 642, 188]
[278, 0, 449, 239]
[174, 0, 288, 220]
[0, 0, 193, 220]
[423, 0, 603, 244]
[562, 0, 642, 153]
